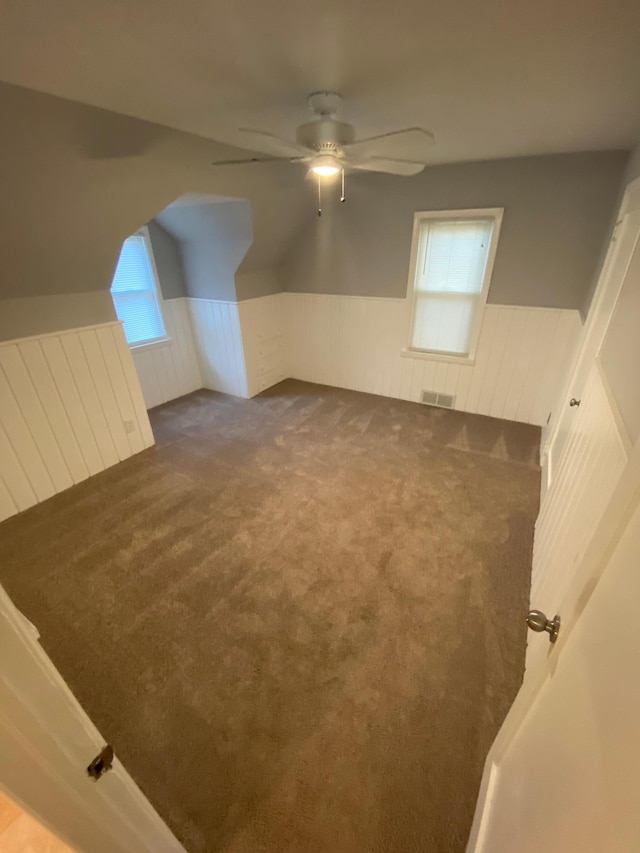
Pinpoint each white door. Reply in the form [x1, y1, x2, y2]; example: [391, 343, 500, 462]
[528, 183, 640, 678]
[468, 175, 640, 852]
[543, 201, 640, 489]
[0, 583, 186, 853]
[468, 474, 640, 852]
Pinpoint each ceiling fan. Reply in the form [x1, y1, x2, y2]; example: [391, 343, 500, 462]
[212, 92, 435, 213]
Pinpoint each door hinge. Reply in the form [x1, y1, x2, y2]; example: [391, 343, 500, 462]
[87, 744, 114, 781]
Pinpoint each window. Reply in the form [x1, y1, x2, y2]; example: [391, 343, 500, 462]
[110, 228, 167, 347]
[407, 208, 503, 360]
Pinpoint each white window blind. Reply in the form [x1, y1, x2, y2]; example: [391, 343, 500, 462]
[410, 218, 494, 356]
[110, 233, 166, 346]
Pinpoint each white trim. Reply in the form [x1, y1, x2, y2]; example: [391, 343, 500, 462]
[187, 296, 240, 306]
[405, 207, 504, 360]
[469, 762, 500, 853]
[190, 293, 579, 311]
[112, 226, 168, 349]
[540, 447, 552, 505]
[128, 335, 172, 350]
[284, 292, 407, 305]
[399, 347, 476, 366]
[541, 190, 640, 467]
[483, 303, 584, 314]
[236, 292, 290, 306]
[140, 225, 167, 317]
[595, 356, 634, 457]
[619, 174, 640, 218]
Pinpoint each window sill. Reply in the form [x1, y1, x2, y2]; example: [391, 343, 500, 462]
[400, 348, 476, 366]
[129, 336, 172, 351]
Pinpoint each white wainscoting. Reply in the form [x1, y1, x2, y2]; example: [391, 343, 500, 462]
[0, 322, 154, 523]
[187, 298, 248, 397]
[238, 294, 289, 397]
[285, 294, 582, 426]
[527, 362, 628, 673]
[131, 298, 202, 410]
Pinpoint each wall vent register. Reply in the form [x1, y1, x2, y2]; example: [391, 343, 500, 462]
[421, 390, 456, 409]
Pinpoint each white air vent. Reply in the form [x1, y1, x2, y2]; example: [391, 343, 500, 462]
[421, 390, 456, 409]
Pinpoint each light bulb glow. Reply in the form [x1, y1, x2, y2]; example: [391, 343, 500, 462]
[310, 155, 341, 177]
[313, 165, 341, 176]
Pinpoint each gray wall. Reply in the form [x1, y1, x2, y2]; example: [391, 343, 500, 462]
[156, 201, 252, 302]
[0, 81, 307, 340]
[0, 292, 116, 341]
[0, 80, 630, 342]
[146, 220, 187, 300]
[235, 269, 284, 301]
[284, 152, 627, 312]
[156, 200, 286, 302]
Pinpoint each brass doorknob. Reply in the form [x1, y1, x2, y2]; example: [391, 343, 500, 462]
[527, 610, 561, 643]
[569, 398, 581, 407]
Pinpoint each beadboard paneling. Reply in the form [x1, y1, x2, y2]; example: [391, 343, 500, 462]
[528, 363, 628, 674]
[131, 298, 202, 409]
[238, 294, 289, 397]
[285, 294, 582, 426]
[187, 298, 248, 397]
[0, 322, 154, 523]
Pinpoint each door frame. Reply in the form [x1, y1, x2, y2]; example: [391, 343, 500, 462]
[0, 582, 186, 853]
[467, 174, 640, 851]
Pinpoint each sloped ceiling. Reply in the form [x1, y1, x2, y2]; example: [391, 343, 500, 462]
[0, 0, 639, 163]
[0, 82, 310, 300]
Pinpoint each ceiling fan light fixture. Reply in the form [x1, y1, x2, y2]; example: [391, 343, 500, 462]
[310, 154, 341, 177]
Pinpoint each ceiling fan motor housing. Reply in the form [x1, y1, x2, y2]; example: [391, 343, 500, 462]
[296, 119, 355, 152]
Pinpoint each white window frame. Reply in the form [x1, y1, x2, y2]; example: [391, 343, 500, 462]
[402, 207, 504, 364]
[111, 226, 170, 350]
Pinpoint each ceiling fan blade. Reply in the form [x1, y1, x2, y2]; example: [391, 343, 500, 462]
[238, 128, 310, 158]
[211, 156, 305, 166]
[343, 127, 434, 163]
[350, 157, 427, 176]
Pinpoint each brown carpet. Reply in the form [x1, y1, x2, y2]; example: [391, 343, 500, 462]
[0, 380, 540, 853]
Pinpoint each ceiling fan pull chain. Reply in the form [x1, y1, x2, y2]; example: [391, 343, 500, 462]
[318, 176, 322, 217]
[341, 169, 345, 203]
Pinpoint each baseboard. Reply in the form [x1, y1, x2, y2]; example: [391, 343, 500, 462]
[466, 762, 500, 852]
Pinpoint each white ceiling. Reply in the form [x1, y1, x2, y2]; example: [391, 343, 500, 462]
[1, 0, 639, 164]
